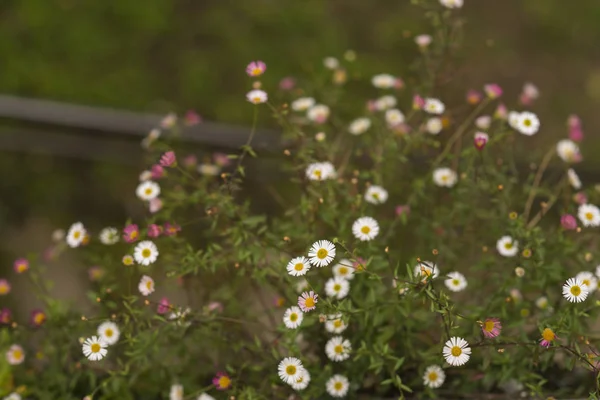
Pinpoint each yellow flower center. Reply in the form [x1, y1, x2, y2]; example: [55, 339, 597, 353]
[586, 212, 593, 220]
[142, 249, 151, 258]
[74, 231, 81, 239]
[334, 345, 344, 354]
[333, 284, 341, 292]
[338, 267, 348, 275]
[372, 193, 379, 200]
[286, 365, 297, 375]
[361, 226, 371, 234]
[0, 284, 7, 294]
[294, 263, 304, 271]
[504, 242, 513, 249]
[34, 313, 45, 325]
[146, 281, 153, 290]
[420, 267, 432, 277]
[317, 249, 328, 259]
[451, 346, 462, 357]
[144, 188, 153, 195]
[290, 313, 298, 322]
[428, 372, 438, 382]
[13, 349, 23, 360]
[333, 320, 342, 328]
[218, 376, 231, 389]
[484, 320, 495, 332]
[314, 169, 322, 178]
[16, 264, 27, 273]
[252, 68, 262, 75]
[542, 328, 555, 342]
[441, 175, 448, 182]
[105, 329, 113, 337]
[523, 119, 532, 127]
[253, 96, 261, 103]
[334, 382, 343, 391]
[583, 279, 591, 286]
[570, 286, 581, 296]
[452, 279, 460, 286]
[90, 343, 101, 353]
[304, 297, 315, 308]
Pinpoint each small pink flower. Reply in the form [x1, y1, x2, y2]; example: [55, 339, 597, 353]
[184, 110, 202, 126]
[519, 93, 533, 106]
[484, 83, 503, 99]
[520, 82, 539, 106]
[412, 94, 425, 110]
[574, 192, 588, 205]
[466, 90, 482, 105]
[475, 115, 491, 129]
[494, 103, 508, 120]
[366, 99, 378, 113]
[147, 224, 162, 238]
[123, 224, 140, 243]
[183, 154, 198, 169]
[149, 198, 163, 214]
[43, 246, 57, 262]
[279, 76, 296, 90]
[540, 328, 557, 348]
[481, 318, 502, 338]
[569, 126, 584, 142]
[213, 371, 232, 390]
[561, 214, 577, 230]
[163, 222, 181, 237]
[0, 279, 11, 295]
[208, 302, 224, 313]
[415, 34, 432, 47]
[394, 78, 405, 89]
[474, 132, 489, 151]
[160, 113, 177, 129]
[353, 257, 367, 270]
[246, 61, 267, 77]
[568, 114, 582, 130]
[88, 266, 104, 281]
[13, 258, 29, 274]
[30, 309, 46, 327]
[298, 291, 318, 312]
[159, 151, 177, 168]
[273, 296, 285, 308]
[157, 297, 170, 314]
[0, 308, 11, 324]
[395, 205, 410, 217]
[151, 164, 165, 179]
[213, 152, 231, 167]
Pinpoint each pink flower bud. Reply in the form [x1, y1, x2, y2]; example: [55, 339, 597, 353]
[159, 151, 176, 168]
[494, 103, 508, 120]
[561, 214, 577, 230]
[412, 94, 425, 110]
[163, 222, 181, 236]
[569, 126, 584, 142]
[183, 154, 197, 169]
[394, 78, 405, 90]
[395, 205, 410, 217]
[184, 110, 202, 126]
[568, 114, 581, 130]
[466, 90, 482, 105]
[151, 164, 165, 179]
[279, 76, 296, 91]
[213, 152, 231, 167]
[475, 115, 491, 129]
[0, 308, 11, 324]
[208, 302, 224, 313]
[147, 224, 162, 238]
[149, 198, 163, 214]
[574, 192, 588, 205]
[157, 297, 170, 314]
[474, 132, 489, 150]
[414, 34, 432, 48]
[484, 83, 503, 99]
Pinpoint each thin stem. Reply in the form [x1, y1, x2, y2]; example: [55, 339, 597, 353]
[523, 147, 554, 221]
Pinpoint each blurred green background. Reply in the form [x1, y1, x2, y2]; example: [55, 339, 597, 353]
[2, 0, 600, 285]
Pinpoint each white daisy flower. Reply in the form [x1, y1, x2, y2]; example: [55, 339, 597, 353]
[97, 321, 120, 346]
[325, 336, 351, 362]
[99, 227, 119, 245]
[433, 167, 457, 187]
[352, 217, 380, 241]
[291, 369, 311, 391]
[323, 57, 339, 70]
[385, 109, 405, 127]
[4, 393, 21, 400]
[475, 115, 491, 130]
[364, 185, 388, 204]
[283, 306, 304, 329]
[423, 365, 445, 388]
[325, 277, 350, 300]
[426, 117, 443, 135]
[415, 34, 432, 48]
[535, 296, 549, 310]
[575, 272, 598, 293]
[134, 240, 159, 265]
[496, 236, 518, 257]
[5, 344, 25, 365]
[308, 240, 336, 267]
[169, 384, 183, 400]
[66, 222, 87, 248]
[516, 111, 540, 136]
[333, 259, 355, 280]
[291, 97, 316, 112]
[82, 336, 108, 361]
[442, 337, 471, 366]
[305, 162, 336, 181]
[326, 374, 349, 398]
[278, 357, 304, 385]
[414, 261, 439, 280]
[444, 272, 467, 292]
[373, 95, 397, 111]
[136, 180, 161, 201]
[307, 104, 330, 123]
[287, 256, 311, 276]
[563, 278, 589, 303]
[423, 98, 445, 115]
[372, 74, 396, 89]
[567, 168, 582, 190]
[578, 204, 600, 227]
[169, 307, 192, 327]
[246, 89, 268, 104]
[138, 275, 155, 296]
[440, 0, 463, 8]
[197, 394, 215, 400]
[325, 314, 348, 334]
[348, 117, 371, 135]
[508, 111, 521, 129]
[556, 139, 581, 163]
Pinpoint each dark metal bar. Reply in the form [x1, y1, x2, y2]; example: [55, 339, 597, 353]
[0, 95, 281, 151]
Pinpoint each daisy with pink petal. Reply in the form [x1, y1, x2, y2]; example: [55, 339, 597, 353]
[540, 328, 557, 347]
[246, 61, 266, 77]
[13, 258, 29, 274]
[298, 291, 318, 312]
[480, 318, 501, 338]
[123, 224, 140, 243]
